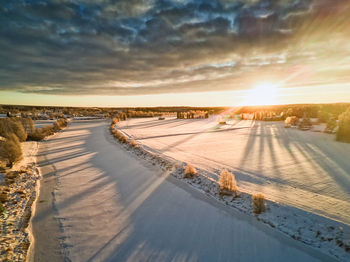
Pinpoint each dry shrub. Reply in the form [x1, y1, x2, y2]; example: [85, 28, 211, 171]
[129, 138, 138, 147]
[28, 125, 56, 141]
[54, 118, 68, 131]
[42, 125, 55, 136]
[0, 118, 27, 141]
[11, 121, 27, 142]
[218, 170, 237, 196]
[27, 128, 46, 141]
[117, 132, 128, 143]
[184, 163, 197, 178]
[252, 193, 266, 214]
[0, 134, 22, 168]
[110, 127, 128, 143]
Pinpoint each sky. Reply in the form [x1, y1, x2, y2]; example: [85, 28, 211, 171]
[0, 0, 350, 107]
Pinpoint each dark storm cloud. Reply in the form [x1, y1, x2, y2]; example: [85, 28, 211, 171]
[0, 0, 350, 95]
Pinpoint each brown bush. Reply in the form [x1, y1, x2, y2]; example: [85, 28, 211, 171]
[120, 134, 128, 143]
[0, 118, 27, 141]
[110, 127, 128, 143]
[42, 125, 55, 136]
[27, 119, 67, 141]
[129, 138, 138, 147]
[12, 121, 27, 141]
[252, 193, 266, 214]
[218, 170, 238, 196]
[27, 129, 46, 141]
[0, 134, 22, 168]
[20, 118, 35, 135]
[184, 163, 197, 178]
[54, 118, 68, 131]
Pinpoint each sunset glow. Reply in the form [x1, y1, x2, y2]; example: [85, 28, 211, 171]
[0, 0, 350, 106]
[244, 83, 280, 106]
[2, 2, 350, 261]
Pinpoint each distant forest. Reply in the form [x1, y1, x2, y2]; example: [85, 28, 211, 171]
[234, 103, 350, 121]
[1, 103, 350, 121]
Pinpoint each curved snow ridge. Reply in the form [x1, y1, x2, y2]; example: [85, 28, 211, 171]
[113, 127, 350, 262]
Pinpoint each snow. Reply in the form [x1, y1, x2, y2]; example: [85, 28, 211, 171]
[116, 117, 350, 261]
[14, 141, 38, 171]
[118, 117, 350, 226]
[32, 120, 331, 261]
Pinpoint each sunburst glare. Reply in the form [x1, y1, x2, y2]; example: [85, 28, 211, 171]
[244, 82, 280, 106]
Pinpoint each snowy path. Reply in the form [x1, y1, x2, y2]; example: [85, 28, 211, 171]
[118, 117, 350, 226]
[33, 121, 331, 261]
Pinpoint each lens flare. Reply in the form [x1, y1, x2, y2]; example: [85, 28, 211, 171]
[244, 83, 280, 106]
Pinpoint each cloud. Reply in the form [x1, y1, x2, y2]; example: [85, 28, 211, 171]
[0, 0, 350, 96]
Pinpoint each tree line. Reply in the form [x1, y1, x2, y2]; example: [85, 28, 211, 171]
[0, 118, 67, 168]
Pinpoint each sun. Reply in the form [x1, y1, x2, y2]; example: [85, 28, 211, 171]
[244, 82, 280, 106]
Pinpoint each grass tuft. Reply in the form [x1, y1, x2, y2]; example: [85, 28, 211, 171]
[129, 138, 138, 147]
[184, 163, 197, 178]
[252, 193, 266, 214]
[110, 125, 128, 143]
[218, 169, 238, 196]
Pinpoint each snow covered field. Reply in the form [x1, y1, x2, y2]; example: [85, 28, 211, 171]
[118, 117, 350, 226]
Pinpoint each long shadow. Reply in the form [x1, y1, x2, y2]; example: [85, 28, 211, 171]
[138, 126, 250, 141]
[34, 120, 332, 262]
[267, 124, 350, 200]
[121, 118, 183, 130]
[292, 139, 350, 197]
[257, 123, 265, 173]
[37, 150, 93, 167]
[48, 133, 90, 142]
[158, 119, 246, 154]
[34, 173, 112, 222]
[264, 123, 281, 177]
[239, 121, 258, 168]
[36, 144, 86, 157]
